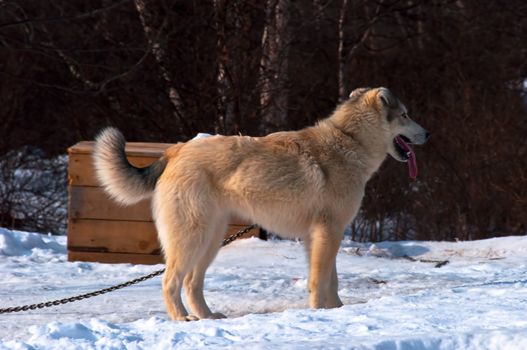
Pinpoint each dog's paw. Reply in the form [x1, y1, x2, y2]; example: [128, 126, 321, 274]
[183, 313, 226, 321]
[184, 315, 200, 322]
[326, 300, 344, 308]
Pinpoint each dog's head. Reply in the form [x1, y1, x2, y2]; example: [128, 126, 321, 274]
[348, 87, 430, 179]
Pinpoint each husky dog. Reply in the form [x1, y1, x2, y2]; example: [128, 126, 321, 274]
[93, 87, 429, 321]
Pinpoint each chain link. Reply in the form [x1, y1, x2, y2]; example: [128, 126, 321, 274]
[0, 224, 256, 314]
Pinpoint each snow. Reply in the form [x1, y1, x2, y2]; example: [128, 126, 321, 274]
[1, 227, 527, 349]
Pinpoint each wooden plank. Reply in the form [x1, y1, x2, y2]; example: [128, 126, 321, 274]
[67, 220, 259, 254]
[67, 219, 160, 254]
[67, 222, 260, 264]
[229, 215, 256, 226]
[69, 186, 153, 221]
[225, 224, 261, 239]
[68, 141, 174, 157]
[68, 186, 257, 226]
[68, 153, 160, 187]
[68, 251, 164, 265]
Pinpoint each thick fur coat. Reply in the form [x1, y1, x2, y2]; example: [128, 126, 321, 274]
[93, 87, 429, 321]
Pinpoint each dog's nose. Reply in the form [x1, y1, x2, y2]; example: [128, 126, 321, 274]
[425, 132, 431, 140]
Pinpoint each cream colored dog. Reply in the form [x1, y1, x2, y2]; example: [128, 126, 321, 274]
[93, 87, 429, 321]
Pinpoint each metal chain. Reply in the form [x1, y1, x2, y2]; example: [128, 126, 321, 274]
[0, 224, 256, 314]
[222, 224, 256, 246]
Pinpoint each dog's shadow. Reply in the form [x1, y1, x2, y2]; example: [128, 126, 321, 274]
[383, 242, 429, 258]
[353, 241, 430, 259]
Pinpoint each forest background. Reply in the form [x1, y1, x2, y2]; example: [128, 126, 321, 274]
[0, 0, 526, 241]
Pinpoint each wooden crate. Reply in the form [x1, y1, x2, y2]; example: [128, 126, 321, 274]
[67, 141, 260, 264]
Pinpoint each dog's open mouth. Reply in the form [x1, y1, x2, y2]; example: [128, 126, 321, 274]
[394, 135, 417, 180]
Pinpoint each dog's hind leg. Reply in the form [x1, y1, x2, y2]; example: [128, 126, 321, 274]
[156, 206, 207, 321]
[184, 216, 228, 320]
[162, 259, 190, 321]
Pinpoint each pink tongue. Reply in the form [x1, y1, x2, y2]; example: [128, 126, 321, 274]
[395, 136, 418, 180]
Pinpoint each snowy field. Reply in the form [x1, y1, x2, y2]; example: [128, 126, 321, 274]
[1, 228, 527, 349]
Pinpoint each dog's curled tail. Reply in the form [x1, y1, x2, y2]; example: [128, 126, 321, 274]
[93, 127, 167, 205]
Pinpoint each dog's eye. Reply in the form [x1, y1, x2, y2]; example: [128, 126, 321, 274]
[401, 113, 408, 119]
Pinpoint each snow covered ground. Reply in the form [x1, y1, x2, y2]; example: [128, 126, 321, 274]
[1, 228, 527, 349]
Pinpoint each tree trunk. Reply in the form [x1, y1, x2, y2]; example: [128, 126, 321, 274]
[338, 0, 349, 101]
[213, 0, 235, 134]
[259, 0, 290, 134]
[134, 0, 188, 133]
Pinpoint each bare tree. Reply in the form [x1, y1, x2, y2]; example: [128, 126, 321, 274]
[338, 0, 349, 101]
[134, 0, 188, 134]
[337, 0, 381, 101]
[1, 0, 526, 240]
[259, 0, 290, 134]
[213, 0, 236, 134]
[0, 149, 67, 234]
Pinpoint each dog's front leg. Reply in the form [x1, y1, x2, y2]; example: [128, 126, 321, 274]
[307, 224, 342, 309]
[326, 262, 343, 308]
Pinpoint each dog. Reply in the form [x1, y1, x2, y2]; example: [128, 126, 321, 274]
[93, 87, 429, 321]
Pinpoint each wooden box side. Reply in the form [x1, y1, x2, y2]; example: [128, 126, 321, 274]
[67, 220, 260, 265]
[67, 219, 160, 255]
[67, 140, 261, 265]
[68, 251, 164, 265]
[68, 141, 172, 187]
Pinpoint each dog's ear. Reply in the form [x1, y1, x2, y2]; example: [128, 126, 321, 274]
[377, 88, 403, 121]
[349, 87, 371, 101]
[377, 88, 398, 109]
